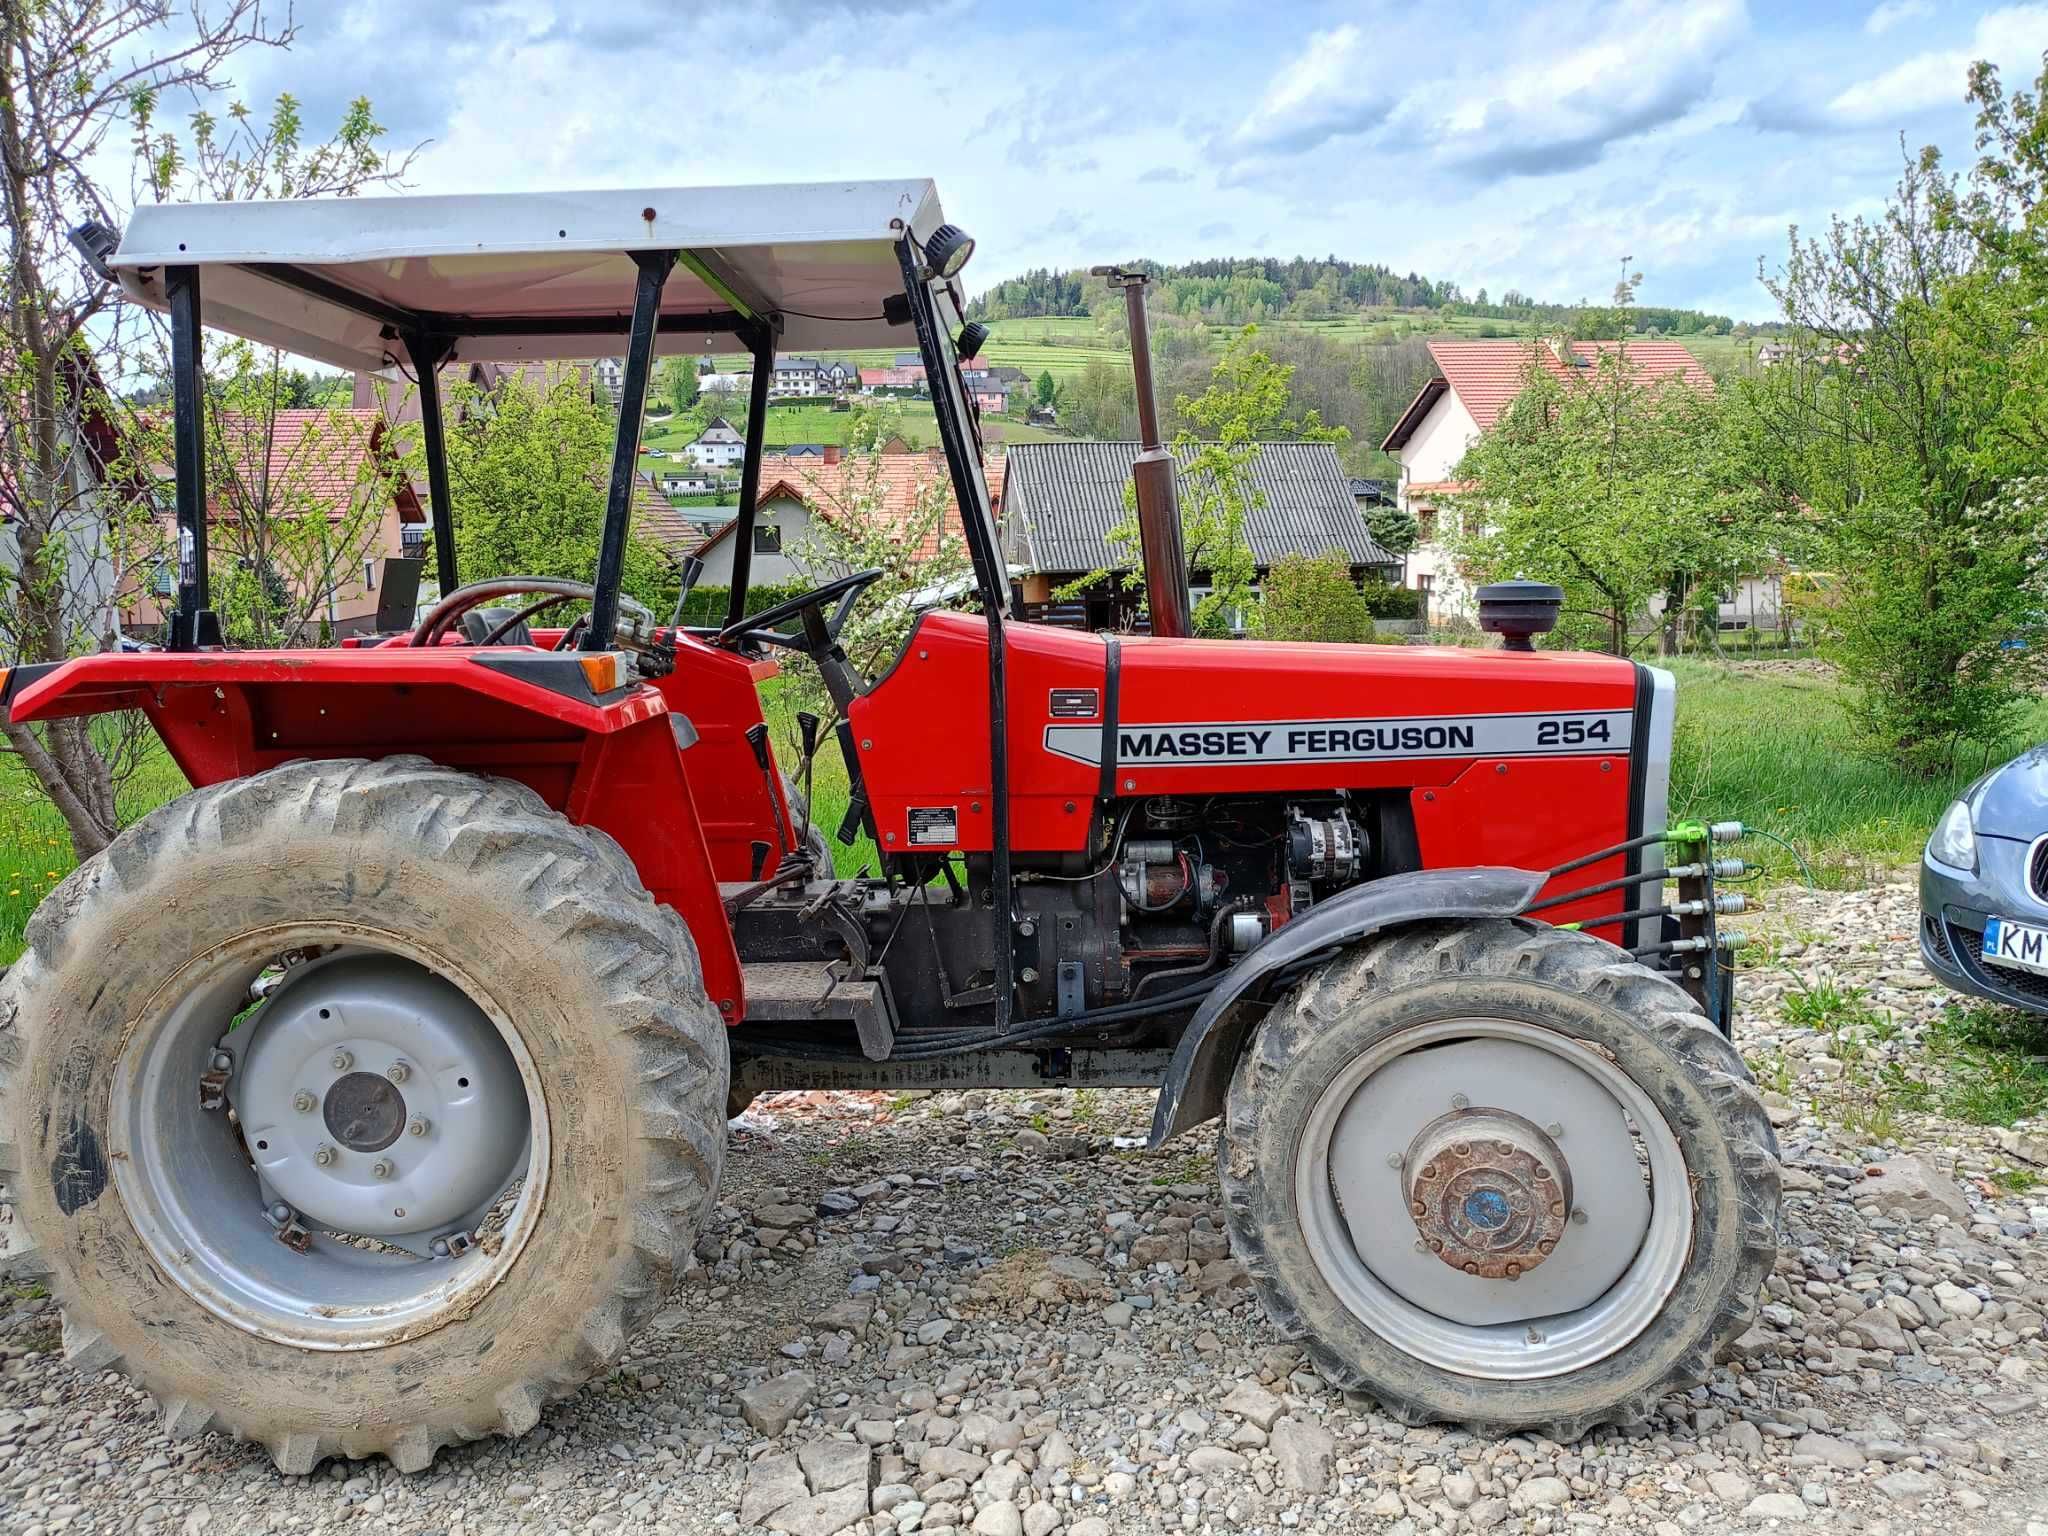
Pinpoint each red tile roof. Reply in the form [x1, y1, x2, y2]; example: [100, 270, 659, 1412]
[1382, 339, 1712, 450]
[693, 449, 1007, 562]
[208, 408, 422, 522]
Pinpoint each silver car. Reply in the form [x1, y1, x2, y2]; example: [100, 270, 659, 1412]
[1920, 744, 2048, 1014]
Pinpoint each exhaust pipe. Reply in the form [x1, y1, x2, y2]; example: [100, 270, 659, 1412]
[1094, 267, 1191, 639]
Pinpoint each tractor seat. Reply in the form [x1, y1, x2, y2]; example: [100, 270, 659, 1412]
[460, 607, 533, 646]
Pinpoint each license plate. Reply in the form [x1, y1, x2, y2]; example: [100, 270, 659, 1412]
[1983, 916, 2048, 975]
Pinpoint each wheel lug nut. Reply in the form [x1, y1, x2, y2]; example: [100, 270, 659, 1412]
[314, 1144, 335, 1167]
[330, 1049, 353, 1072]
[1386, 1152, 1403, 1169]
[293, 1091, 316, 1113]
[1450, 1092, 1470, 1109]
[268, 1202, 291, 1224]
[1572, 1207, 1589, 1225]
[408, 1116, 429, 1137]
[1546, 1122, 1564, 1138]
[386, 1060, 410, 1084]
[372, 1159, 394, 1180]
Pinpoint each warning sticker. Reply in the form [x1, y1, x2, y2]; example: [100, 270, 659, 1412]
[907, 806, 960, 846]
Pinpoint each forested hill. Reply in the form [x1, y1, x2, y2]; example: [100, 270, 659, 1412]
[969, 258, 1736, 336]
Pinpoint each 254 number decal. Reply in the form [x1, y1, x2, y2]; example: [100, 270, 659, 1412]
[1535, 717, 1613, 747]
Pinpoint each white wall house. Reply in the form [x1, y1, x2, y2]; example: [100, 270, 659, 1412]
[772, 357, 823, 397]
[690, 486, 820, 588]
[683, 417, 746, 470]
[1380, 339, 1715, 626]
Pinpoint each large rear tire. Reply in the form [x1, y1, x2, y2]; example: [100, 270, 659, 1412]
[0, 757, 727, 1472]
[1219, 919, 1778, 1439]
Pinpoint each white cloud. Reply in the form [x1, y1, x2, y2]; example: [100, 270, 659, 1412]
[1393, 0, 1748, 177]
[1828, 3, 2048, 121]
[1224, 24, 1390, 156]
[1866, 0, 1934, 33]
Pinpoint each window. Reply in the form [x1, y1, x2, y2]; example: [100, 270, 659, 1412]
[1416, 573, 1435, 593]
[364, 560, 377, 590]
[753, 524, 782, 554]
[1417, 508, 1438, 540]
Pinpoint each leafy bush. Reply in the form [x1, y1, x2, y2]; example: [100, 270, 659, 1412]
[1261, 552, 1374, 643]
[670, 581, 817, 628]
[1360, 581, 1419, 619]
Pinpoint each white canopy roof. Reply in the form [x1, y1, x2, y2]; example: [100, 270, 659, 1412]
[108, 179, 947, 372]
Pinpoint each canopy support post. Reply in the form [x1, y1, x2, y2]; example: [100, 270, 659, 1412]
[724, 321, 777, 631]
[585, 250, 676, 652]
[405, 331, 460, 596]
[165, 265, 219, 651]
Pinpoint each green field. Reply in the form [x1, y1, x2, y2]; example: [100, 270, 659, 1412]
[1665, 658, 2048, 886]
[5, 657, 2032, 962]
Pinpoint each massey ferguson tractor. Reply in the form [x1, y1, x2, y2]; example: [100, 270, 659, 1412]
[0, 180, 1778, 1473]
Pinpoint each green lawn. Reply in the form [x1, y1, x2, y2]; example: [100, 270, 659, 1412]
[1664, 658, 2048, 886]
[5, 656, 2032, 961]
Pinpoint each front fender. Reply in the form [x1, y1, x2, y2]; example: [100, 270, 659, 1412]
[1146, 866, 1548, 1147]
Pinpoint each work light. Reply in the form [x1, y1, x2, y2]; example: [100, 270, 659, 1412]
[924, 223, 975, 279]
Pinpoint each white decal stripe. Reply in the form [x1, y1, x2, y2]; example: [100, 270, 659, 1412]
[1042, 711, 1634, 768]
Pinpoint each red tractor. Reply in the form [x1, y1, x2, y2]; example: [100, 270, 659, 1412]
[0, 181, 1777, 1472]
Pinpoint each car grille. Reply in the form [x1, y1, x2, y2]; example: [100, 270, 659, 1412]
[2031, 835, 2048, 905]
[1951, 919, 2048, 1005]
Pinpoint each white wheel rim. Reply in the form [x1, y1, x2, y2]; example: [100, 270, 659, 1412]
[109, 924, 551, 1351]
[1293, 1016, 1694, 1380]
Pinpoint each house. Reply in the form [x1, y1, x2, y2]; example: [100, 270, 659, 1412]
[1003, 440, 1399, 631]
[592, 356, 624, 406]
[1379, 338, 1712, 619]
[681, 416, 746, 470]
[1349, 477, 1394, 508]
[971, 382, 1011, 414]
[122, 408, 425, 639]
[1026, 403, 1059, 427]
[859, 365, 926, 394]
[892, 353, 927, 375]
[819, 359, 861, 393]
[772, 357, 824, 397]
[688, 443, 1008, 590]
[657, 469, 735, 496]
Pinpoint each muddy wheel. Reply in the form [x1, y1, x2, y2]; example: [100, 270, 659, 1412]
[1219, 919, 1778, 1438]
[0, 757, 726, 1472]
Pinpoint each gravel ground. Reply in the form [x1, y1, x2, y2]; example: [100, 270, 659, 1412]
[5, 880, 2048, 1536]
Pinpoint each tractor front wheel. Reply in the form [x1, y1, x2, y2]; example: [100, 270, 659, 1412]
[1219, 919, 1778, 1438]
[0, 757, 726, 1472]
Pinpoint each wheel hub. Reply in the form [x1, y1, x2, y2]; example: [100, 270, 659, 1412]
[324, 1071, 406, 1152]
[227, 954, 529, 1240]
[1404, 1108, 1572, 1280]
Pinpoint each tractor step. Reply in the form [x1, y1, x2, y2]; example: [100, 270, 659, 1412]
[741, 961, 897, 1061]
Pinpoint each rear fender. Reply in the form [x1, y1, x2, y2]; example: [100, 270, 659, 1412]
[1147, 866, 1547, 1147]
[1, 648, 747, 1021]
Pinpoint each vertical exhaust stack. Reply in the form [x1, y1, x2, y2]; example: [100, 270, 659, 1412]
[1094, 266, 1191, 638]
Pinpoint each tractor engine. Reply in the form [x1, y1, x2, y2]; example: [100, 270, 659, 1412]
[1013, 795, 1377, 1019]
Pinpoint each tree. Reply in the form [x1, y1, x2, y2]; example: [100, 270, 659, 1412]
[1751, 123, 2045, 772]
[777, 403, 971, 720]
[1364, 502, 1419, 556]
[436, 367, 676, 616]
[1446, 346, 1787, 656]
[1261, 551, 1373, 643]
[660, 355, 699, 416]
[1035, 369, 1056, 408]
[0, 2, 404, 859]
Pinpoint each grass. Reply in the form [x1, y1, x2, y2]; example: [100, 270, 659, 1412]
[1925, 1003, 2048, 1127]
[1664, 657, 2048, 886]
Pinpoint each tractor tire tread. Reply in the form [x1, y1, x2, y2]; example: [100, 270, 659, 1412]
[1218, 917, 1778, 1441]
[0, 755, 725, 1473]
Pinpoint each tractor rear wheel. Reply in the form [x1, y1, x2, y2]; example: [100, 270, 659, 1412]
[0, 757, 726, 1472]
[1219, 919, 1778, 1438]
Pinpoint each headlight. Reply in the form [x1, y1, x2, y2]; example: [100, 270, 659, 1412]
[1928, 798, 1977, 872]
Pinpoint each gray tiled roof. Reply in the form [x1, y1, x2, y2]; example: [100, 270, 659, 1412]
[1006, 440, 1399, 575]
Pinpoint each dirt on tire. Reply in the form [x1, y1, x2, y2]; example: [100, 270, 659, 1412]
[1219, 917, 1781, 1439]
[0, 756, 727, 1473]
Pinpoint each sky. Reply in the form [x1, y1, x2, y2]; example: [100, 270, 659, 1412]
[202, 0, 2048, 323]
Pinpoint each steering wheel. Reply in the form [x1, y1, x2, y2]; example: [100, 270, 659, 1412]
[715, 568, 884, 653]
[411, 578, 655, 649]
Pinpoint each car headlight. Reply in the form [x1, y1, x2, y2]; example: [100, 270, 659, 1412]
[1928, 798, 1978, 873]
